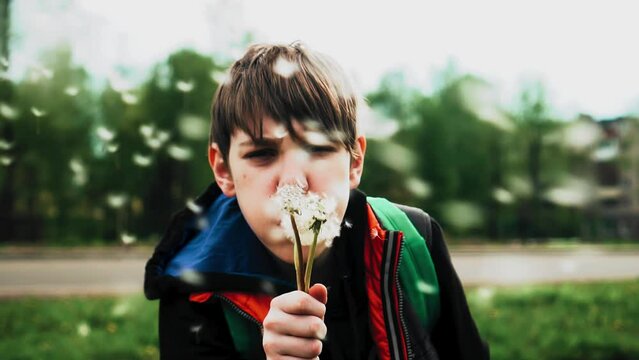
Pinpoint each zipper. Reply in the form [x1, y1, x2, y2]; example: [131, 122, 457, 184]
[394, 231, 414, 360]
[213, 294, 264, 331]
[383, 230, 413, 360]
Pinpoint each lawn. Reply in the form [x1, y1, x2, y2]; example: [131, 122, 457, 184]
[1, 279, 638, 359]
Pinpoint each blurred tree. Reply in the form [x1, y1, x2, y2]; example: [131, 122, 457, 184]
[96, 49, 225, 240]
[0, 0, 14, 242]
[7, 45, 96, 242]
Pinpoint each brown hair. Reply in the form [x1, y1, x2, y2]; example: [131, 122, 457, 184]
[210, 42, 359, 161]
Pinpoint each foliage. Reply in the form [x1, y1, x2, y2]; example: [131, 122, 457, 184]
[468, 279, 639, 360]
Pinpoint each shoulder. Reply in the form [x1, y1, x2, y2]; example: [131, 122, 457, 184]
[392, 202, 435, 249]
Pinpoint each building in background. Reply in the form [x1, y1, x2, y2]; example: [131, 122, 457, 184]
[585, 115, 639, 240]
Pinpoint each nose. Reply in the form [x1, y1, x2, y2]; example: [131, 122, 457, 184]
[277, 148, 309, 191]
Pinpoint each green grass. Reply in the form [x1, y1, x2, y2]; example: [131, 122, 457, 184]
[467, 279, 639, 360]
[1, 280, 638, 359]
[0, 295, 159, 360]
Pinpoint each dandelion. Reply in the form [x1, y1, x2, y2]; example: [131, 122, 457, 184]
[121, 92, 139, 105]
[273, 56, 300, 78]
[111, 301, 130, 317]
[186, 199, 203, 214]
[64, 86, 79, 97]
[106, 193, 128, 209]
[96, 126, 115, 142]
[176, 80, 194, 93]
[133, 153, 152, 167]
[69, 158, 87, 186]
[272, 184, 340, 292]
[180, 268, 204, 286]
[121, 232, 137, 245]
[0, 103, 18, 119]
[31, 107, 46, 117]
[167, 144, 193, 161]
[0, 156, 13, 166]
[0, 139, 13, 150]
[210, 70, 230, 85]
[106, 143, 119, 153]
[139, 124, 154, 138]
[77, 322, 91, 337]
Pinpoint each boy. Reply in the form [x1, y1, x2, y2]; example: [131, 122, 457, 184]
[145, 42, 489, 359]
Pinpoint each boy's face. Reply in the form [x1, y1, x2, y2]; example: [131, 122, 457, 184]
[209, 116, 366, 263]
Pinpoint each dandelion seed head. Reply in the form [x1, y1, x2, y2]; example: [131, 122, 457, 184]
[140, 124, 154, 138]
[31, 107, 46, 117]
[0, 156, 13, 166]
[0, 139, 13, 150]
[106, 143, 119, 153]
[190, 324, 203, 333]
[111, 301, 130, 317]
[109, 73, 134, 92]
[176, 80, 194, 93]
[211, 70, 230, 85]
[107, 193, 128, 209]
[273, 124, 288, 139]
[304, 131, 330, 146]
[493, 188, 514, 204]
[563, 120, 600, 150]
[441, 201, 483, 231]
[273, 184, 340, 247]
[145, 138, 163, 150]
[544, 178, 593, 207]
[96, 126, 115, 142]
[133, 153, 152, 167]
[344, 219, 352, 229]
[77, 322, 91, 337]
[186, 199, 203, 214]
[405, 177, 431, 199]
[0, 103, 18, 119]
[302, 119, 322, 131]
[196, 216, 210, 231]
[178, 114, 209, 140]
[121, 92, 139, 105]
[64, 86, 79, 97]
[121, 232, 137, 245]
[69, 158, 87, 186]
[259, 280, 276, 295]
[416, 280, 437, 294]
[474, 287, 495, 306]
[180, 268, 204, 286]
[273, 56, 300, 78]
[167, 144, 193, 161]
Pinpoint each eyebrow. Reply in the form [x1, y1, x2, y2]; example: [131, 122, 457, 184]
[238, 137, 283, 147]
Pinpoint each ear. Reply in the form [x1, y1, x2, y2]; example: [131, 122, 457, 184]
[349, 135, 367, 189]
[208, 143, 236, 197]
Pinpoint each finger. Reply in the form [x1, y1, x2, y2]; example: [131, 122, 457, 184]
[263, 312, 327, 339]
[271, 290, 326, 318]
[263, 333, 323, 358]
[308, 283, 328, 305]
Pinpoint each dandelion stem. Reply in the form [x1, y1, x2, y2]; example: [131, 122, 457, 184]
[290, 214, 305, 292]
[304, 230, 319, 292]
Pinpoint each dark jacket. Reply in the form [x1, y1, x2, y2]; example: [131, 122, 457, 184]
[144, 183, 489, 359]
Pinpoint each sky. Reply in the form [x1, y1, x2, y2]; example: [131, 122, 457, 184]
[9, 0, 639, 119]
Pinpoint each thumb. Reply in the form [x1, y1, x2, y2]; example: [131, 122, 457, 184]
[308, 283, 328, 305]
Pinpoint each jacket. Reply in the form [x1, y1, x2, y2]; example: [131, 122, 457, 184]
[144, 183, 489, 359]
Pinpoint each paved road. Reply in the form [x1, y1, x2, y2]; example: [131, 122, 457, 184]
[1, 249, 639, 297]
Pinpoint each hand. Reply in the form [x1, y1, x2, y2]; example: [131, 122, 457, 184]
[263, 283, 328, 359]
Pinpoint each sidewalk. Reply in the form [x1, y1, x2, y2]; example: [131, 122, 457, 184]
[2, 243, 638, 259]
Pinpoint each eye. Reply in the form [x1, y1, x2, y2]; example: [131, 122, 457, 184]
[243, 148, 277, 161]
[307, 145, 337, 155]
